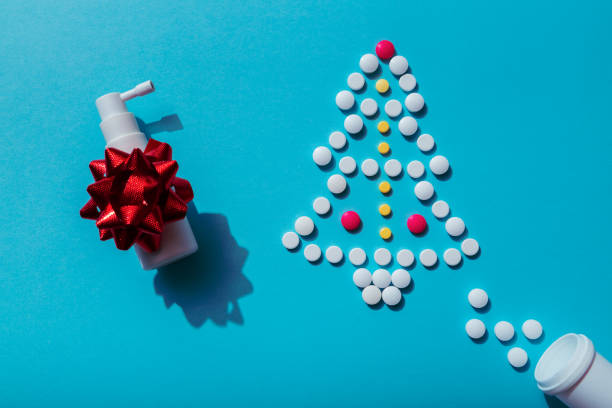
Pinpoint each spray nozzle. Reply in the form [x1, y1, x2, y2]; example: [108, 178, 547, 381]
[120, 80, 155, 101]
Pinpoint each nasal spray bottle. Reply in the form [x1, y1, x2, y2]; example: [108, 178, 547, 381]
[95, 81, 198, 269]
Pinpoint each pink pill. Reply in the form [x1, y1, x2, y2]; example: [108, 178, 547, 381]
[341, 211, 361, 232]
[376, 40, 395, 60]
[407, 214, 427, 235]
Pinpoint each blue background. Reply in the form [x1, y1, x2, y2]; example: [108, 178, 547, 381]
[1, 1, 611, 407]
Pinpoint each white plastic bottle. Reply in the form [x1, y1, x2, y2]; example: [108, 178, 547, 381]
[535, 333, 612, 408]
[95, 80, 198, 270]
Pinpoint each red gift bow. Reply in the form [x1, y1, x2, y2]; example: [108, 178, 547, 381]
[80, 139, 194, 252]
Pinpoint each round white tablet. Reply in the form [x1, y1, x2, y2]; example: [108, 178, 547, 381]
[416, 134, 435, 152]
[461, 238, 479, 256]
[374, 248, 392, 266]
[445, 217, 465, 237]
[382, 286, 402, 306]
[361, 158, 379, 177]
[349, 248, 367, 266]
[522, 319, 543, 340]
[294, 216, 315, 236]
[384, 99, 402, 118]
[329, 131, 347, 150]
[443, 248, 462, 266]
[406, 160, 425, 179]
[389, 55, 409, 76]
[508, 347, 529, 369]
[429, 155, 449, 176]
[396, 249, 415, 267]
[359, 53, 379, 74]
[391, 269, 411, 288]
[384, 159, 402, 178]
[327, 174, 347, 195]
[468, 288, 488, 309]
[304, 244, 321, 262]
[281, 231, 300, 250]
[353, 268, 372, 288]
[414, 181, 434, 201]
[494, 321, 515, 342]
[372, 269, 392, 288]
[347, 72, 365, 91]
[325, 245, 343, 264]
[360, 98, 378, 117]
[431, 200, 450, 219]
[339, 156, 357, 175]
[336, 90, 355, 111]
[465, 318, 486, 340]
[398, 116, 418, 136]
[419, 249, 437, 267]
[404, 93, 425, 112]
[399, 74, 417, 92]
[313, 146, 332, 167]
[344, 114, 363, 134]
[313, 196, 331, 215]
[362, 285, 382, 305]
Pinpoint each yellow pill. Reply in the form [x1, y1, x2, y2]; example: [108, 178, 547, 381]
[378, 142, 390, 155]
[376, 79, 390, 94]
[377, 121, 390, 134]
[379, 204, 391, 217]
[380, 227, 392, 240]
[378, 181, 391, 194]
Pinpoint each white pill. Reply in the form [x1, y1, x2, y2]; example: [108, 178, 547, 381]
[281, 231, 300, 250]
[465, 318, 486, 340]
[325, 245, 343, 264]
[399, 74, 417, 92]
[359, 53, 379, 74]
[508, 347, 529, 369]
[432, 200, 450, 219]
[445, 217, 465, 237]
[416, 134, 435, 152]
[336, 90, 355, 111]
[461, 238, 480, 256]
[347, 72, 365, 91]
[429, 155, 450, 176]
[372, 269, 392, 288]
[313, 196, 331, 215]
[414, 181, 434, 201]
[294, 216, 315, 236]
[404, 93, 425, 112]
[327, 174, 347, 195]
[396, 249, 415, 267]
[443, 248, 462, 266]
[339, 156, 357, 175]
[360, 98, 378, 117]
[313, 146, 332, 167]
[522, 319, 543, 340]
[384, 99, 402, 118]
[406, 160, 425, 179]
[398, 116, 418, 136]
[382, 286, 402, 306]
[384, 159, 402, 178]
[468, 288, 488, 309]
[344, 114, 363, 134]
[391, 269, 411, 288]
[304, 244, 321, 262]
[361, 158, 379, 177]
[374, 248, 392, 266]
[419, 249, 437, 267]
[494, 321, 515, 342]
[349, 248, 367, 266]
[362, 285, 382, 305]
[389, 55, 409, 76]
[353, 268, 372, 288]
[329, 131, 347, 150]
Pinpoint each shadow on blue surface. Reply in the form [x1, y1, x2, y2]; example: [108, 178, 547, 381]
[544, 394, 568, 408]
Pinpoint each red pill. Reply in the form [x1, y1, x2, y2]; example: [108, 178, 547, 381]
[407, 214, 427, 234]
[375, 40, 395, 60]
[341, 211, 361, 232]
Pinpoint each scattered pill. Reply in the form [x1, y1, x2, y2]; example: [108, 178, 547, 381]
[378, 181, 391, 194]
[379, 203, 392, 217]
[339, 156, 357, 175]
[382, 286, 402, 306]
[465, 319, 486, 340]
[313, 146, 332, 167]
[361, 159, 379, 177]
[414, 181, 434, 201]
[445, 217, 465, 237]
[416, 134, 435, 152]
[468, 288, 489, 309]
[391, 269, 411, 288]
[407, 160, 425, 178]
[396, 249, 415, 267]
[376, 79, 390, 94]
[359, 54, 379, 74]
[353, 268, 372, 288]
[399, 74, 417, 92]
[344, 114, 364, 134]
[327, 174, 347, 195]
[398, 116, 418, 136]
[295, 216, 315, 236]
[522, 319, 543, 340]
[347, 72, 365, 91]
[341, 210, 361, 231]
[329, 131, 347, 150]
[362, 285, 382, 305]
[282, 231, 300, 250]
[325, 245, 344, 264]
[379, 227, 392, 240]
[374, 248, 392, 266]
[494, 321, 515, 342]
[378, 142, 390, 155]
[336, 90, 355, 110]
[349, 248, 367, 266]
[461, 238, 480, 256]
[372, 269, 392, 288]
[304, 244, 321, 262]
[360, 98, 378, 117]
[508, 347, 529, 369]
[389, 55, 409, 76]
[375, 40, 395, 60]
[377, 120, 390, 134]
[407, 214, 427, 234]
[384, 159, 402, 178]
[419, 249, 437, 267]
[443, 248, 462, 266]
[404, 93, 425, 112]
[432, 200, 450, 219]
[313, 197, 331, 215]
[385, 100, 402, 118]
[429, 155, 450, 176]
